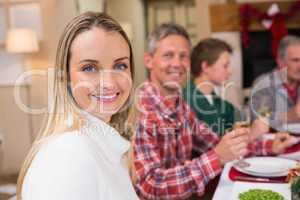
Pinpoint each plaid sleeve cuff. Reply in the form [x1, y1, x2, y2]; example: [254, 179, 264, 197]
[191, 149, 222, 195]
[248, 138, 274, 156]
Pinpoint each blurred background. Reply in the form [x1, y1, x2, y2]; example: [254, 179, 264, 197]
[0, 0, 299, 196]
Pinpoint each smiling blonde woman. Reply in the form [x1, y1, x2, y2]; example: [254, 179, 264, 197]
[17, 12, 138, 200]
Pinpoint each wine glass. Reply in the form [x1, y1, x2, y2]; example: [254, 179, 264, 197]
[233, 106, 251, 168]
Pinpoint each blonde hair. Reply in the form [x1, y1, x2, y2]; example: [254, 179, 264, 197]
[17, 12, 135, 199]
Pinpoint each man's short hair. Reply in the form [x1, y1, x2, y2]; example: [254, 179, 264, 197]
[191, 38, 232, 78]
[278, 35, 300, 59]
[147, 23, 191, 54]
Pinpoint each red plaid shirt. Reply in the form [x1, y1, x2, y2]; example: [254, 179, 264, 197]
[133, 81, 273, 200]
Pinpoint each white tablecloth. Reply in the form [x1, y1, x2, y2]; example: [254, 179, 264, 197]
[212, 162, 234, 200]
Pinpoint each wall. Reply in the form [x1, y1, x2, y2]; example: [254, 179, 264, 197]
[0, 0, 104, 175]
[107, 0, 146, 86]
[77, 0, 103, 13]
[0, 86, 32, 175]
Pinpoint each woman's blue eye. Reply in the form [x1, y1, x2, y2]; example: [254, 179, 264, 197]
[115, 63, 128, 70]
[82, 65, 97, 72]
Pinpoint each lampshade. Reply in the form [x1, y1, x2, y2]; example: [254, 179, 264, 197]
[5, 28, 39, 53]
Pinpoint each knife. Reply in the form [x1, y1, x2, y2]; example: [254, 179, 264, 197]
[235, 176, 285, 183]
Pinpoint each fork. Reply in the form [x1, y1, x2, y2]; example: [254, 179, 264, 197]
[235, 156, 250, 168]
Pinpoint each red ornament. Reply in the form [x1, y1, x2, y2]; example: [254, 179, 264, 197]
[240, 1, 300, 59]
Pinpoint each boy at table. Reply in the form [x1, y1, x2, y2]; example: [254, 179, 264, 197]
[183, 38, 237, 137]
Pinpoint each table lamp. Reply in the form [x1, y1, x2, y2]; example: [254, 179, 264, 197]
[5, 28, 39, 53]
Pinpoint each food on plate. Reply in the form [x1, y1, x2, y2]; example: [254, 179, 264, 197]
[287, 163, 300, 182]
[239, 189, 284, 200]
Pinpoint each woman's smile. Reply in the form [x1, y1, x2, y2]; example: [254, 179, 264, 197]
[91, 91, 120, 103]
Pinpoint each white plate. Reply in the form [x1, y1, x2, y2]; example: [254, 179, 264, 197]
[281, 123, 300, 134]
[234, 157, 297, 177]
[280, 151, 300, 161]
[230, 181, 291, 200]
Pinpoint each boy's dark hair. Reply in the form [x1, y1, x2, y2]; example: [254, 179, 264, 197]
[191, 38, 232, 78]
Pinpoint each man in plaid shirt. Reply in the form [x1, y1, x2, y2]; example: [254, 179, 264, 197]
[133, 23, 296, 200]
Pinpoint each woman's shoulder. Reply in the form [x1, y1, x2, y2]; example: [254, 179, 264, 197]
[46, 131, 87, 145]
[40, 132, 90, 154]
[30, 132, 98, 171]
[22, 132, 101, 199]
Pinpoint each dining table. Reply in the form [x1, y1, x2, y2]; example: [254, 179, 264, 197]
[212, 162, 237, 200]
[212, 137, 300, 200]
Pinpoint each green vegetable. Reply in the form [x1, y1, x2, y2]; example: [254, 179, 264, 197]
[239, 189, 285, 200]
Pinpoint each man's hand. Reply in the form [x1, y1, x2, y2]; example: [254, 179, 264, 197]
[214, 128, 250, 166]
[272, 132, 299, 154]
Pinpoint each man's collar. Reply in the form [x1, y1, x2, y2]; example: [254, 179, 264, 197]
[140, 80, 184, 119]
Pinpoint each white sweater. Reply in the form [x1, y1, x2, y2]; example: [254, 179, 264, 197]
[22, 114, 139, 200]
